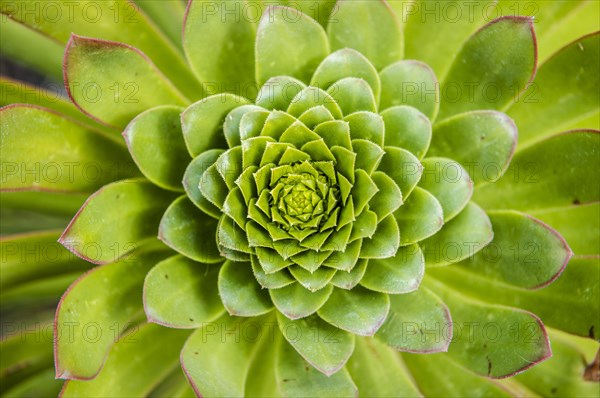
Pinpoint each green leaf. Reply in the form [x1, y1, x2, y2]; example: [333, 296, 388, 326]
[298, 105, 335, 128]
[425, 277, 552, 378]
[240, 109, 270, 140]
[0, 77, 111, 133]
[352, 140, 384, 174]
[0, 18, 63, 81]
[223, 105, 264, 147]
[256, 76, 306, 112]
[421, 202, 493, 267]
[59, 180, 174, 264]
[0, 105, 136, 192]
[181, 93, 250, 157]
[314, 121, 352, 150]
[403, 0, 495, 83]
[344, 111, 385, 146]
[256, 6, 330, 85]
[369, 171, 403, 220]
[135, 0, 186, 49]
[311, 48, 381, 101]
[123, 105, 188, 191]
[276, 335, 358, 396]
[347, 337, 422, 397]
[429, 256, 599, 339]
[394, 186, 444, 245]
[270, 283, 333, 320]
[438, 17, 537, 120]
[327, 78, 377, 115]
[288, 265, 336, 291]
[376, 287, 451, 353]
[378, 147, 423, 198]
[3, 0, 203, 100]
[55, 245, 170, 379]
[182, 150, 224, 219]
[62, 323, 191, 396]
[276, 312, 355, 376]
[361, 245, 424, 294]
[64, 35, 187, 129]
[327, 0, 402, 70]
[318, 286, 390, 336]
[380, 60, 439, 119]
[514, 329, 600, 397]
[287, 87, 343, 119]
[402, 352, 510, 397]
[457, 211, 572, 289]
[507, 33, 599, 147]
[143, 255, 224, 328]
[251, 255, 295, 289]
[183, 0, 256, 97]
[360, 215, 400, 259]
[418, 157, 473, 222]
[330, 259, 368, 290]
[198, 164, 229, 209]
[474, 131, 600, 211]
[2, 368, 63, 398]
[530, 202, 600, 256]
[181, 314, 271, 397]
[1, 331, 54, 392]
[218, 260, 273, 317]
[381, 106, 432, 160]
[429, 111, 517, 184]
[1, 231, 91, 291]
[351, 169, 379, 215]
[159, 196, 221, 263]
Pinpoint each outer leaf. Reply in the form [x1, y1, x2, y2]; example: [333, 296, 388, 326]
[123, 105, 189, 191]
[135, 0, 186, 48]
[474, 131, 600, 211]
[327, 0, 402, 70]
[180, 314, 272, 397]
[3, 0, 202, 99]
[394, 187, 444, 245]
[270, 283, 333, 320]
[64, 35, 187, 129]
[429, 111, 517, 184]
[54, 244, 170, 379]
[143, 255, 224, 328]
[507, 33, 599, 147]
[430, 256, 599, 339]
[530, 202, 600, 256]
[381, 106, 432, 160]
[183, 0, 256, 97]
[158, 196, 221, 263]
[276, 312, 354, 376]
[345, 111, 385, 146]
[59, 180, 175, 264]
[1, 231, 91, 291]
[369, 171, 403, 220]
[318, 286, 390, 336]
[256, 6, 330, 85]
[376, 287, 452, 353]
[421, 202, 493, 267]
[418, 157, 473, 222]
[61, 323, 191, 396]
[276, 335, 358, 396]
[181, 94, 250, 157]
[425, 277, 552, 378]
[0, 105, 136, 192]
[457, 211, 572, 289]
[403, 352, 510, 397]
[403, 0, 495, 82]
[218, 260, 273, 317]
[380, 60, 439, 120]
[361, 245, 424, 294]
[438, 17, 537, 120]
[346, 337, 422, 397]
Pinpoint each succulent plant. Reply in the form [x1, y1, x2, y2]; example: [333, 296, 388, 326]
[1, 0, 599, 397]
